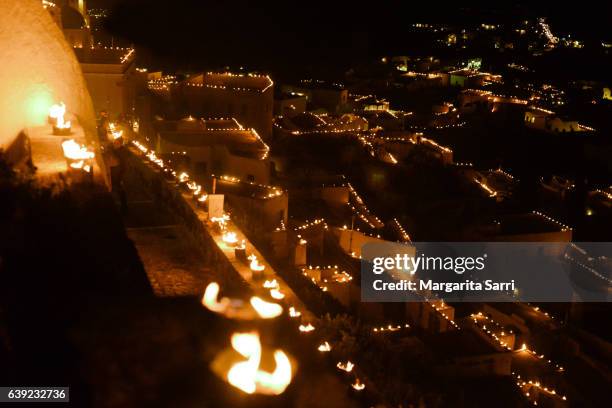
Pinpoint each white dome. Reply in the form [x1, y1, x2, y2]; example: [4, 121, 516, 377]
[0, 0, 95, 151]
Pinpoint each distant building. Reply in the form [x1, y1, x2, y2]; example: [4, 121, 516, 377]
[274, 92, 307, 116]
[154, 117, 271, 184]
[274, 112, 368, 137]
[43, 0, 137, 117]
[525, 108, 588, 133]
[43, 0, 91, 48]
[182, 72, 274, 140]
[460, 89, 528, 113]
[449, 70, 501, 88]
[74, 47, 137, 117]
[281, 81, 349, 114]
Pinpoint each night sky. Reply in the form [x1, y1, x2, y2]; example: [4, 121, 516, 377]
[98, 1, 611, 76]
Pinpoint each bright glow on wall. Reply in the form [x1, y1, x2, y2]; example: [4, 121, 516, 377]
[0, 0, 95, 150]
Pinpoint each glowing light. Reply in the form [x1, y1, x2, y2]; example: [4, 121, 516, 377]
[263, 279, 279, 289]
[336, 361, 354, 372]
[248, 254, 265, 272]
[288, 307, 301, 318]
[201, 282, 230, 314]
[351, 379, 365, 391]
[222, 232, 238, 245]
[270, 288, 285, 300]
[61, 139, 94, 160]
[298, 323, 315, 333]
[317, 342, 331, 352]
[226, 332, 292, 395]
[49, 102, 71, 130]
[250, 297, 283, 319]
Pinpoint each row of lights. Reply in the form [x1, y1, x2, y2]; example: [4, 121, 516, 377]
[214, 174, 282, 199]
[531, 210, 573, 232]
[471, 312, 513, 350]
[135, 138, 370, 398]
[512, 372, 567, 405]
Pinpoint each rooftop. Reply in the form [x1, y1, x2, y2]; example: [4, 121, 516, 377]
[154, 117, 269, 159]
[73, 47, 135, 65]
[186, 72, 273, 93]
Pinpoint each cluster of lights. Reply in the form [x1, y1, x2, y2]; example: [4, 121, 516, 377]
[420, 136, 453, 154]
[301, 265, 353, 293]
[406, 122, 466, 130]
[186, 72, 273, 93]
[346, 182, 384, 229]
[427, 300, 460, 329]
[508, 63, 532, 72]
[131, 141, 213, 205]
[335, 360, 365, 391]
[280, 125, 365, 136]
[512, 372, 567, 405]
[275, 219, 286, 232]
[132, 139, 375, 397]
[531, 210, 572, 232]
[564, 253, 612, 284]
[391, 218, 411, 242]
[471, 312, 513, 350]
[147, 75, 178, 91]
[294, 218, 328, 231]
[490, 167, 515, 181]
[595, 186, 612, 201]
[372, 323, 410, 333]
[214, 175, 282, 199]
[463, 89, 528, 105]
[518, 343, 565, 373]
[473, 177, 498, 198]
[578, 124, 596, 132]
[538, 18, 559, 45]
[120, 48, 135, 64]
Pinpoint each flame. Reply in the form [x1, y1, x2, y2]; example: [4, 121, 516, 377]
[250, 297, 283, 319]
[178, 172, 190, 183]
[227, 332, 292, 395]
[202, 283, 282, 320]
[263, 279, 279, 289]
[298, 323, 315, 333]
[108, 123, 123, 140]
[337, 361, 354, 372]
[351, 379, 365, 391]
[270, 289, 285, 300]
[69, 160, 91, 172]
[198, 194, 208, 202]
[222, 232, 238, 245]
[62, 139, 94, 160]
[317, 341, 331, 352]
[248, 255, 265, 272]
[288, 307, 301, 318]
[202, 282, 231, 314]
[49, 102, 71, 129]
